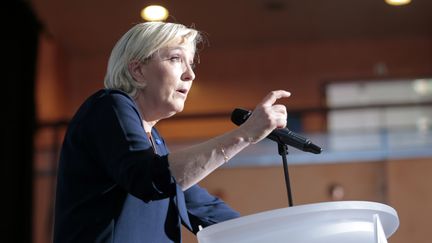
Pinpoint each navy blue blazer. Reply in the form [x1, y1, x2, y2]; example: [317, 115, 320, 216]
[53, 89, 240, 243]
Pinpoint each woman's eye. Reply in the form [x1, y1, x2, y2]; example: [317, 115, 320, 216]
[169, 56, 182, 62]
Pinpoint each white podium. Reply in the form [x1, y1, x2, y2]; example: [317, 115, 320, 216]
[197, 201, 399, 243]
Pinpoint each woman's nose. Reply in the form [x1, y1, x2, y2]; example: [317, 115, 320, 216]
[181, 64, 195, 81]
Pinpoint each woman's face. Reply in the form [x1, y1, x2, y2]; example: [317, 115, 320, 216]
[135, 42, 196, 121]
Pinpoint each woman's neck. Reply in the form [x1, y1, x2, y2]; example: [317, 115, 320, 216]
[142, 120, 156, 133]
[134, 94, 159, 132]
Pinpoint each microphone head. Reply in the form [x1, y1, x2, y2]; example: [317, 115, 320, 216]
[230, 108, 251, 126]
[304, 142, 323, 154]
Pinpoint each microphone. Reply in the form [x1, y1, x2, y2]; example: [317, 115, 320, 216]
[231, 108, 322, 154]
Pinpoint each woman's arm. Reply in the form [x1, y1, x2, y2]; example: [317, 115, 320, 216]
[169, 90, 290, 190]
[184, 185, 241, 233]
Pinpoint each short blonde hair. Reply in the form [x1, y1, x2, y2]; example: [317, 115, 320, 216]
[104, 22, 202, 97]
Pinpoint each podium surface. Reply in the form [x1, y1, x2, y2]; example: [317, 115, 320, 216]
[197, 201, 399, 243]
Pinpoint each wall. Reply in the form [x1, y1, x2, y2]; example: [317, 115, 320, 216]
[181, 158, 431, 243]
[34, 35, 432, 243]
[54, 37, 432, 121]
[386, 158, 432, 243]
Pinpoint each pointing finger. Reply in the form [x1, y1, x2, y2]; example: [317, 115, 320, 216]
[260, 90, 291, 107]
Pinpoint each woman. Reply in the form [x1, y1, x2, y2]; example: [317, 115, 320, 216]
[53, 22, 290, 243]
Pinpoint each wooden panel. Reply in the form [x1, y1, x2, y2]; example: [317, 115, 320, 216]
[157, 118, 235, 141]
[35, 35, 68, 121]
[386, 158, 432, 243]
[34, 32, 432, 243]
[33, 176, 55, 243]
[182, 161, 386, 242]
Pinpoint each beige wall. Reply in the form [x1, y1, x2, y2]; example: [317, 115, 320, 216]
[386, 158, 432, 243]
[182, 158, 431, 243]
[38, 37, 432, 122]
[34, 34, 432, 243]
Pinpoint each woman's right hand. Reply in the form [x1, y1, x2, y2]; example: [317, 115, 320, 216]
[239, 90, 291, 144]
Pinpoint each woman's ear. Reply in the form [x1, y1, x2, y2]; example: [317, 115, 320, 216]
[128, 60, 145, 82]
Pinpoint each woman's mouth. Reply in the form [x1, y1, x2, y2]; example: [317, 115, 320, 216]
[176, 88, 188, 95]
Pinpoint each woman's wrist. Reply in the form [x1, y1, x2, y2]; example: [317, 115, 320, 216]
[237, 127, 258, 145]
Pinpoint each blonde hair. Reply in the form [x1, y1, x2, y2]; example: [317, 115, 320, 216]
[104, 22, 202, 97]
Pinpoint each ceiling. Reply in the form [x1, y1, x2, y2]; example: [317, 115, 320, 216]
[31, 0, 432, 55]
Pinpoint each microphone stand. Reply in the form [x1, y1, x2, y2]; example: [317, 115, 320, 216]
[277, 141, 294, 207]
